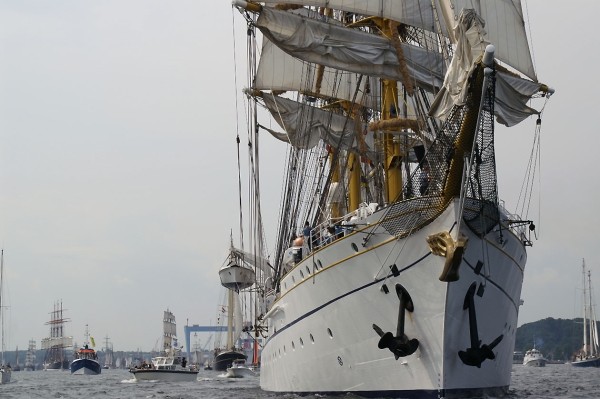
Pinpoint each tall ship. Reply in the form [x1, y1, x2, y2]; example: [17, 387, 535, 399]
[573, 259, 600, 367]
[213, 246, 252, 371]
[71, 325, 101, 375]
[41, 301, 73, 370]
[12, 346, 20, 371]
[24, 339, 37, 371]
[228, 1, 554, 397]
[103, 335, 114, 369]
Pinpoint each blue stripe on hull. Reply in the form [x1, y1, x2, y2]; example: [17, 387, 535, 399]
[572, 358, 600, 367]
[71, 359, 102, 375]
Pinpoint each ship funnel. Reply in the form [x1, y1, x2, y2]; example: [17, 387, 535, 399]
[482, 45, 495, 67]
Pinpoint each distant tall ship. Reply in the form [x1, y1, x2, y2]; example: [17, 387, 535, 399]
[573, 259, 600, 367]
[41, 301, 73, 370]
[24, 340, 37, 371]
[103, 335, 114, 369]
[12, 346, 20, 371]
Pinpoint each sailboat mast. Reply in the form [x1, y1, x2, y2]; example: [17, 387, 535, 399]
[589, 270, 595, 356]
[226, 289, 234, 350]
[0, 250, 4, 366]
[583, 259, 588, 356]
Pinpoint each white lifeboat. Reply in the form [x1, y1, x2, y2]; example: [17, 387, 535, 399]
[219, 261, 256, 291]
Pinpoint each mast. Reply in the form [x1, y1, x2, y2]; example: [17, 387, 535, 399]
[583, 259, 588, 356]
[226, 290, 234, 351]
[588, 270, 596, 356]
[0, 250, 4, 366]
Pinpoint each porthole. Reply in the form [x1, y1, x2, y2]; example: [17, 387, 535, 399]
[310, 334, 315, 343]
[306, 266, 311, 275]
[284, 282, 287, 290]
[328, 328, 333, 338]
[313, 261, 318, 271]
[292, 341, 296, 350]
[299, 337, 304, 347]
[284, 345, 286, 354]
[317, 260, 323, 269]
[300, 270, 304, 279]
[351, 243, 359, 252]
[274, 326, 277, 333]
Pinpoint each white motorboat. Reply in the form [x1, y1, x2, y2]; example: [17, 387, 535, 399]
[226, 359, 259, 378]
[523, 348, 546, 367]
[130, 309, 199, 382]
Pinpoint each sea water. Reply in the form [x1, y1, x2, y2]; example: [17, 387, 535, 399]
[1, 365, 599, 399]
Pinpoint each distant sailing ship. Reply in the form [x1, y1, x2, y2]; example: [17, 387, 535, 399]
[41, 301, 73, 370]
[24, 339, 37, 371]
[12, 346, 20, 371]
[103, 335, 114, 369]
[573, 259, 600, 367]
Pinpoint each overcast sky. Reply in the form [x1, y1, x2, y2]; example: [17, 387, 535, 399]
[0, 1, 597, 353]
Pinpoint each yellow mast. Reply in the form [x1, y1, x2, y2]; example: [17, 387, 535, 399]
[329, 151, 342, 219]
[375, 18, 403, 204]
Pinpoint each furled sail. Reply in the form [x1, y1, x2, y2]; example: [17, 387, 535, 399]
[429, 9, 542, 126]
[260, 0, 449, 34]
[256, 7, 445, 93]
[230, 246, 274, 279]
[261, 0, 536, 81]
[260, 93, 377, 159]
[438, 0, 536, 81]
[256, 38, 381, 108]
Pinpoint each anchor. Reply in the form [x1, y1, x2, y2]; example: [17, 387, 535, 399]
[458, 282, 503, 368]
[373, 283, 419, 359]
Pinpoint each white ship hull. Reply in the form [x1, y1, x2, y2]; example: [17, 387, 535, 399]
[260, 201, 526, 398]
[523, 358, 546, 367]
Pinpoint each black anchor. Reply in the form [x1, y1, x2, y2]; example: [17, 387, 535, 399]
[373, 283, 419, 359]
[458, 282, 503, 368]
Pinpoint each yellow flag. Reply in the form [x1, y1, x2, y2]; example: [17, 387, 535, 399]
[90, 337, 96, 348]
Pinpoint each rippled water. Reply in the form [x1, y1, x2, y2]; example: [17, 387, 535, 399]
[1, 365, 599, 398]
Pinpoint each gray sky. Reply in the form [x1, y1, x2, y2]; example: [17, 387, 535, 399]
[0, 1, 596, 352]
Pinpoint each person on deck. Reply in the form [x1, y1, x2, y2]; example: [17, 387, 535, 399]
[420, 166, 431, 195]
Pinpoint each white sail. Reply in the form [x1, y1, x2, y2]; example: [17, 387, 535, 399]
[233, 291, 244, 346]
[260, 0, 448, 34]
[256, 38, 381, 108]
[261, 93, 378, 158]
[257, 7, 445, 93]
[261, 0, 536, 81]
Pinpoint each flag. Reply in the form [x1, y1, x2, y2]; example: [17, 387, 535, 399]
[90, 337, 96, 348]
